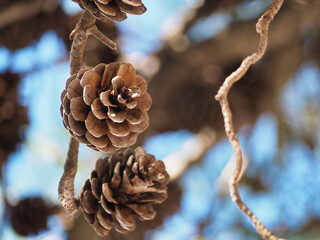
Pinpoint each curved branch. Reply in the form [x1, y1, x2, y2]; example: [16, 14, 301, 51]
[59, 10, 117, 218]
[215, 0, 285, 239]
[58, 137, 79, 217]
[58, 11, 95, 218]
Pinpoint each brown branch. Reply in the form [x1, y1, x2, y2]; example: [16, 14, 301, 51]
[87, 25, 117, 51]
[59, 10, 117, 218]
[58, 137, 80, 218]
[58, 11, 95, 218]
[215, 0, 285, 239]
[69, 11, 96, 75]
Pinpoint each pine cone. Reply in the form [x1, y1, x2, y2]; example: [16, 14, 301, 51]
[60, 63, 151, 153]
[80, 147, 170, 236]
[72, 0, 147, 22]
[10, 197, 56, 236]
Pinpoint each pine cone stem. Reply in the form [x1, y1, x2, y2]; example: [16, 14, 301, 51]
[70, 11, 95, 75]
[60, 10, 119, 216]
[87, 25, 117, 50]
[59, 11, 95, 217]
[58, 137, 80, 218]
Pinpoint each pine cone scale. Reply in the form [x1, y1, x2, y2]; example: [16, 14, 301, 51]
[116, 1, 146, 15]
[93, 216, 110, 236]
[81, 70, 101, 88]
[68, 115, 87, 136]
[82, 190, 98, 213]
[67, 79, 83, 99]
[97, 206, 112, 229]
[85, 131, 110, 148]
[91, 98, 109, 119]
[114, 206, 136, 230]
[122, 0, 143, 7]
[127, 203, 156, 220]
[83, 85, 98, 105]
[85, 112, 109, 137]
[102, 183, 118, 203]
[97, 0, 113, 5]
[100, 195, 115, 214]
[107, 106, 128, 123]
[70, 97, 88, 121]
[100, 90, 116, 107]
[107, 119, 130, 137]
[96, 1, 118, 17]
[100, 63, 119, 88]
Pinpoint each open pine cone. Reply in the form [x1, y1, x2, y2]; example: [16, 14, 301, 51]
[80, 147, 170, 236]
[60, 63, 151, 153]
[72, 0, 147, 22]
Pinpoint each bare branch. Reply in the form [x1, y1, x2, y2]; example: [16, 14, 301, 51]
[58, 137, 80, 218]
[215, 0, 285, 239]
[87, 25, 117, 51]
[69, 11, 96, 75]
[59, 11, 95, 218]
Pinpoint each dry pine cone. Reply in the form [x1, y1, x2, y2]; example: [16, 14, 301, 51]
[60, 62, 151, 153]
[10, 197, 56, 236]
[73, 0, 147, 22]
[80, 147, 170, 236]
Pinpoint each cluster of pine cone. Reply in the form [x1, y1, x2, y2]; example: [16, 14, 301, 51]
[60, 61, 169, 236]
[59, 0, 170, 237]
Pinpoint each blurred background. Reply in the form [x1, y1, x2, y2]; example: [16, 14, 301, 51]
[0, 0, 320, 239]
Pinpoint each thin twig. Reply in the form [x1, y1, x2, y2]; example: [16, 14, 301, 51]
[215, 0, 285, 239]
[87, 25, 117, 50]
[59, 10, 117, 218]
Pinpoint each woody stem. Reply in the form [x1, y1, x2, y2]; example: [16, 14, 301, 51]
[58, 11, 95, 218]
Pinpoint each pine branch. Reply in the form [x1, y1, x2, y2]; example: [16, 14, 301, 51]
[215, 0, 285, 239]
[58, 11, 95, 218]
[58, 9, 118, 218]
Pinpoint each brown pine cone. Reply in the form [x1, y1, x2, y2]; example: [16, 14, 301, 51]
[10, 197, 56, 236]
[60, 63, 151, 153]
[79, 147, 170, 236]
[72, 0, 147, 22]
